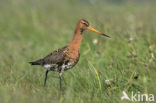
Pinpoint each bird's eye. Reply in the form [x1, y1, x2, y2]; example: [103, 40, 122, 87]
[82, 22, 87, 26]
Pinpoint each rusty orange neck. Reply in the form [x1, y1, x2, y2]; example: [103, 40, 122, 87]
[68, 26, 83, 51]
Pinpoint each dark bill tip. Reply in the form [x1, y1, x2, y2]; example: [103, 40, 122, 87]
[102, 33, 111, 38]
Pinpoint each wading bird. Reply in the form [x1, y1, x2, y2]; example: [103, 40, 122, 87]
[29, 19, 110, 89]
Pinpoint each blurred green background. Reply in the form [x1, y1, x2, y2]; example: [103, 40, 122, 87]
[0, 0, 156, 103]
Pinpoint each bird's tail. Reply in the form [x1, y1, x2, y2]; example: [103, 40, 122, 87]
[29, 61, 40, 65]
[29, 59, 43, 65]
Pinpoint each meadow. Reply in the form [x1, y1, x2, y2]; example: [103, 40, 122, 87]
[0, 0, 156, 103]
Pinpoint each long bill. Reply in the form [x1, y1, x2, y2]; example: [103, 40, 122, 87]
[87, 27, 110, 38]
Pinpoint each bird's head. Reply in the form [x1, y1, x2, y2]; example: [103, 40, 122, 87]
[79, 19, 89, 30]
[77, 19, 110, 38]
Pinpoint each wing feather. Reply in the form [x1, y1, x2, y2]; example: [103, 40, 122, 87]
[29, 46, 68, 65]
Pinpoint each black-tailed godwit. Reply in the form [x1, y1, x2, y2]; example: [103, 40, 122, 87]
[29, 19, 110, 89]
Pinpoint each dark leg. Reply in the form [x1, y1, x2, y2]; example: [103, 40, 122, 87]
[44, 70, 49, 87]
[59, 72, 62, 90]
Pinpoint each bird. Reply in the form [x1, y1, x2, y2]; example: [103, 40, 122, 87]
[29, 19, 110, 89]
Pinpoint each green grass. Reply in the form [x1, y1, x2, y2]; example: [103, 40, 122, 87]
[0, 0, 156, 103]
